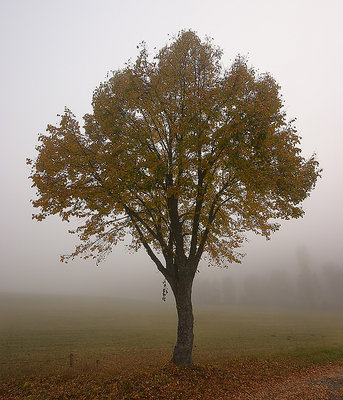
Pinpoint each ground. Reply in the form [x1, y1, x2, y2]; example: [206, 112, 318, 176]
[1, 294, 343, 399]
[1, 356, 342, 399]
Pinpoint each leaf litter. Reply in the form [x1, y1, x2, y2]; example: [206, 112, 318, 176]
[1, 356, 342, 399]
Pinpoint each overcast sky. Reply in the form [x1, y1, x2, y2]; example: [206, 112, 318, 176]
[1, 0, 342, 299]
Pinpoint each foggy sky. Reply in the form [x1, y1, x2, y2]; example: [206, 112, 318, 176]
[1, 0, 342, 300]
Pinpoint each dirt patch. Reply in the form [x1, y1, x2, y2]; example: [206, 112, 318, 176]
[312, 369, 343, 400]
[252, 364, 343, 400]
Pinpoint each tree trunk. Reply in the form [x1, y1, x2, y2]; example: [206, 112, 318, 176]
[171, 278, 194, 367]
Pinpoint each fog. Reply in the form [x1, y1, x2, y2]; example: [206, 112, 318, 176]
[193, 251, 343, 309]
[1, 0, 342, 308]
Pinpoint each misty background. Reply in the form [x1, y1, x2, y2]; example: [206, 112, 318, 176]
[1, 0, 342, 308]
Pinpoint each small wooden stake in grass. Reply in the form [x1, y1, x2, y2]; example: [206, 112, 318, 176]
[69, 353, 74, 368]
[96, 359, 99, 369]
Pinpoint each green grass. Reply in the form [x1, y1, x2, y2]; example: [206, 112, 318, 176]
[1, 293, 343, 380]
[193, 305, 343, 362]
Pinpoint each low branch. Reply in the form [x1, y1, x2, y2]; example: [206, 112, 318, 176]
[129, 213, 169, 279]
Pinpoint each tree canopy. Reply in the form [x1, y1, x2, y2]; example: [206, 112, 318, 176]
[29, 31, 320, 277]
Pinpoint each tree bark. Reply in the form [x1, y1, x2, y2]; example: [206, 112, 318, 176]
[171, 278, 194, 367]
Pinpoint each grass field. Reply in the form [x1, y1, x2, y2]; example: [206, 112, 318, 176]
[1, 292, 343, 383]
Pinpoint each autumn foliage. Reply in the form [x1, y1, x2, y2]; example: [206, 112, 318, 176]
[28, 30, 321, 366]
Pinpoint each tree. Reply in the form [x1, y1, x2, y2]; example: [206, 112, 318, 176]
[28, 30, 321, 366]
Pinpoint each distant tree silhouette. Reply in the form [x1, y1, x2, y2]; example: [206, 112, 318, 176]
[322, 263, 343, 308]
[296, 248, 320, 308]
